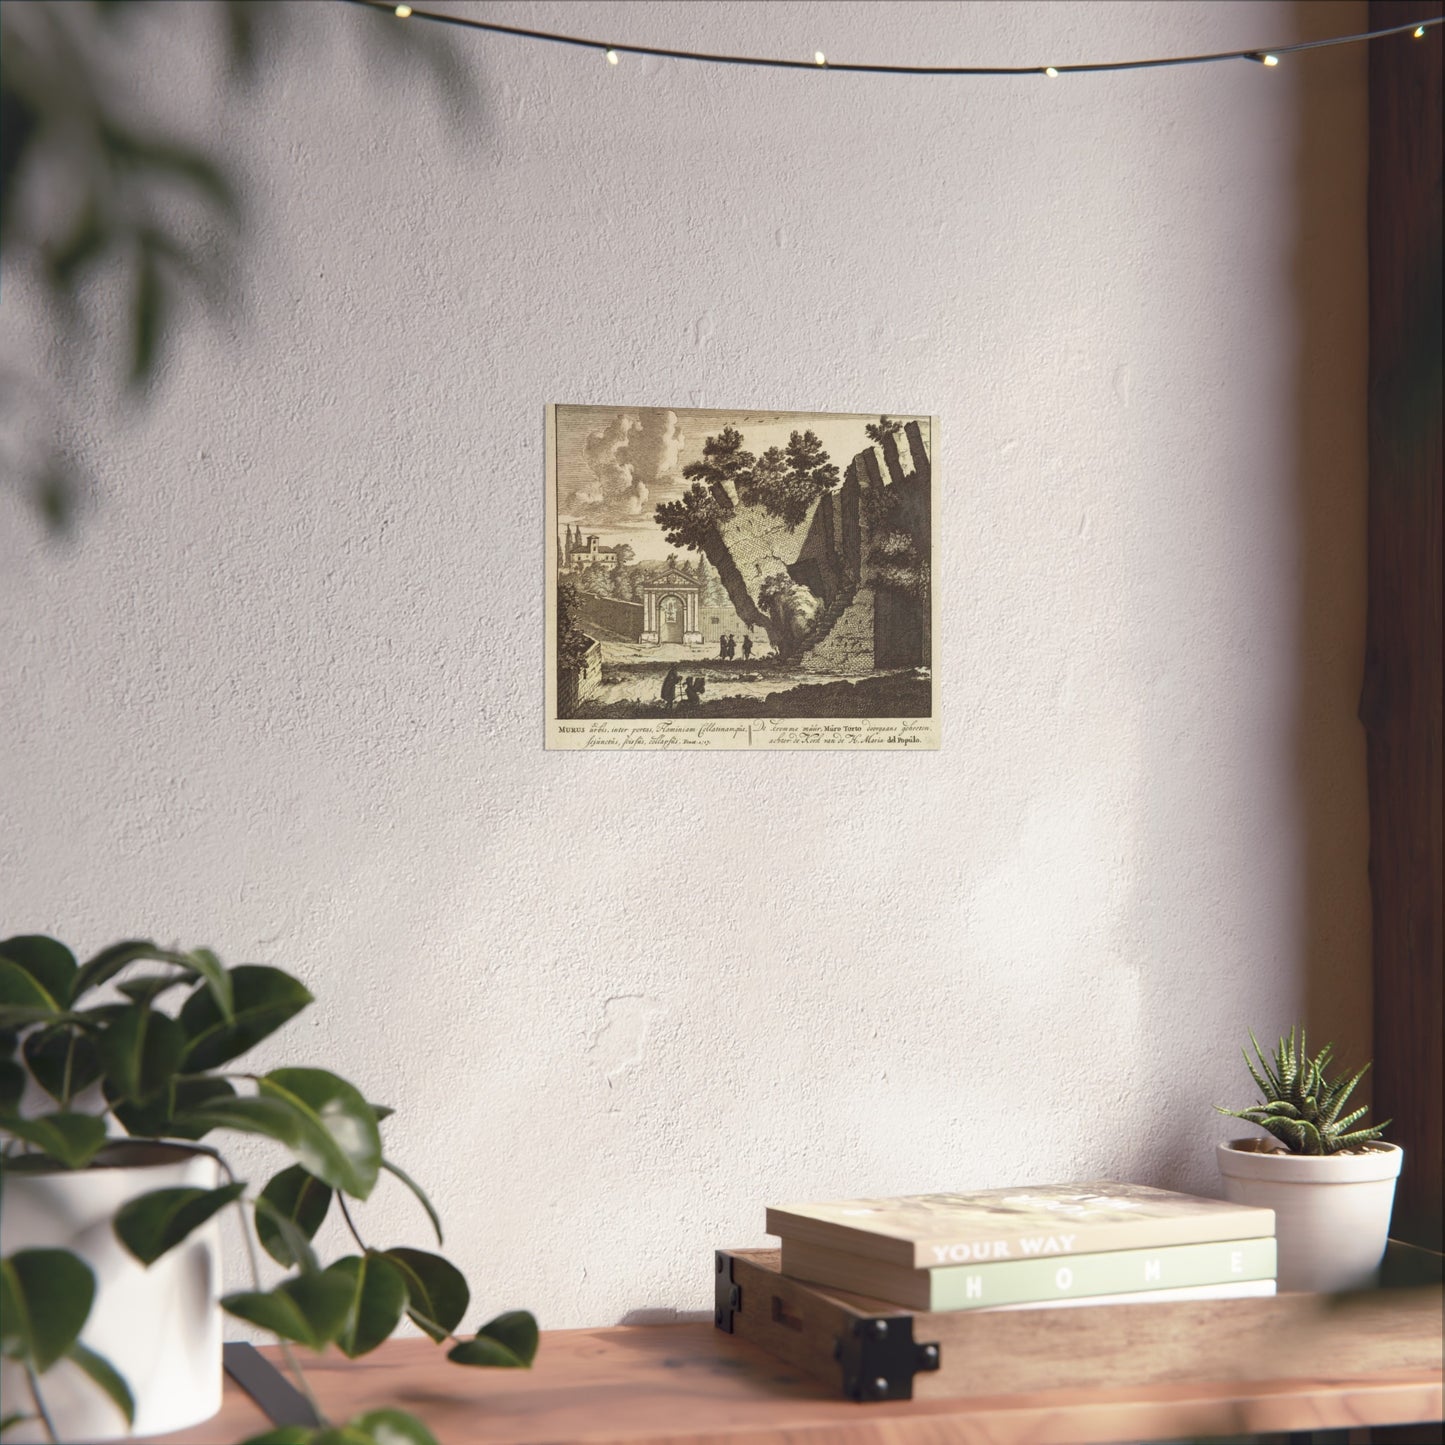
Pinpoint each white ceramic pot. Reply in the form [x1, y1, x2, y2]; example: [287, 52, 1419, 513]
[1216, 1137, 1403, 1293]
[0, 1141, 224, 1442]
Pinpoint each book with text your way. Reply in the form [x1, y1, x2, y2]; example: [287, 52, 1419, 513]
[766, 1181, 1275, 1271]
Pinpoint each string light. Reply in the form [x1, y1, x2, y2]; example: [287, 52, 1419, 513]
[605, 49, 619, 65]
[339, 2, 1443, 78]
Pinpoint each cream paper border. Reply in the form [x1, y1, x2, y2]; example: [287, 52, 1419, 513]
[545, 404, 939, 751]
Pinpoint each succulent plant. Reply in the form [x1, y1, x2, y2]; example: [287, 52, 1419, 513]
[1216, 1025, 1391, 1156]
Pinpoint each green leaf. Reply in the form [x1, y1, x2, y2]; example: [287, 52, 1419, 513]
[113, 1182, 245, 1265]
[351, 1409, 441, 1445]
[326, 1253, 407, 1359]
[76, 940, 232, 1019]
[0, 1060, 25, 1114]
[182, 948, 233, 1023]
[256, 1165, 332, 1268]
[0, 1007, 57, 1031]
[0, 1261, 23, 1359]
[44, 199, 107, 289]
[0, 960, 60, 1027]
[104, 1076, 172, 1140]
[0, 1112, 108, 1168]
[171, 1095, 311, 1163]
[370, 1103, 394, 1122]
[98, 1006, 187, 1103]
[258, 1069, 381, 1200]
[224, 0, 262, 76]
[222, 1273, 353, 1351]
[73, 1003, 131, 1031]
[23, 1027, 102, 1103]
[116, 975, 191, 1007]
[478, 1309, 538, 1365]
[178, 1081, 379, 1199]
[101, 126, 240, 218]
[180, 966, 312, 1071]
[131, 1076, 239, 1142]
[1326, 1062, 1370, 1121]
[129, 238, 164, 388]
[0, 938, 76, 1008]
[107, 1073, 239, 1141]
[0, 1248, 96, 1371]
[447, 1310, 538, 1369]
[71, 941, 175, 1000]
[238, 1431, 314, 1445]
[1, 1414, 36, 1435]
[67, 1340, 135, 1426]
[1333, 1121, 1392, 1151]
[380, 1158, 442, 1246]
[382, 1248, 468, 1342]
[1331, 1104, 1371, 1134]
[310, 1430, 374, 1445]
[252, 1196, 321, 1276]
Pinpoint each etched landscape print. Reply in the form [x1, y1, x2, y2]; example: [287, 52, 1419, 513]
[549, 405, 935, 740]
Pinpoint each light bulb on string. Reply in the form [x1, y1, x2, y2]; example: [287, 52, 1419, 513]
[338, 2, 1441, 80]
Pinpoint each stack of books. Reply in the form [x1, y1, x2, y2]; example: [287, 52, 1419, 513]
[766, 1181, 1277, 1312]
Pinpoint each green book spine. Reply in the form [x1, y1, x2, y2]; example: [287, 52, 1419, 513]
[928, 1236, 1277, 1310]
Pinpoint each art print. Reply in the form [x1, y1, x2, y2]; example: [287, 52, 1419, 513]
[546, 404, 938, 750]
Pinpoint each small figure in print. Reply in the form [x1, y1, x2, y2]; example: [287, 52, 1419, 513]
[718, 635, 729, 661]
[725, 633, 737, 660]
[661, 663, 680, 712]
[684, 674, 706, 707]
[741, 633, 754, 661]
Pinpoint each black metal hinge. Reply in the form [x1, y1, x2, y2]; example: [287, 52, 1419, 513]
[833, 1313, 941, 1401]
[714, 1250, 742, 1332]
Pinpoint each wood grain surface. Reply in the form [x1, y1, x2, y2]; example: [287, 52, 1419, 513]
[144, 1306, 1442, 1444]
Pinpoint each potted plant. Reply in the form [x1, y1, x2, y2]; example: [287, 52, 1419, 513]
[1215, 1025, 1402, 1293]
[0, 934, 537, 1444]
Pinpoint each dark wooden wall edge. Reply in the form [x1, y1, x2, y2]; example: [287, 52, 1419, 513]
[1364, 0, 1444, 1321]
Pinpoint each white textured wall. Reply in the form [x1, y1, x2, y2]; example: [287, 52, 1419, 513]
[0, 1, 1369, 1330]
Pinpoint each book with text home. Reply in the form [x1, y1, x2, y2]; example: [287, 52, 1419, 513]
[766, 1181, 1275, 1270]
[779, 1234, 1278, 1310]
[980, 1278, 1276, 1311]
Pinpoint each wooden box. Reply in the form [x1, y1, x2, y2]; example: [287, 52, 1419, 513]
[715, 1242, 1445, 1404]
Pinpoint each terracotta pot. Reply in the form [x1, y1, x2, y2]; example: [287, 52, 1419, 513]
[1216, 1137, 1403, 1293]
[0, 1141, 224, 1441]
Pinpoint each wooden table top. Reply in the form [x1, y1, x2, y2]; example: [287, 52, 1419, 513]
[149, 1320, 1444, 1445]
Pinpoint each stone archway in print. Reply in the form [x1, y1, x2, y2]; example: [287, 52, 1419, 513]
[658, 593, 685, 644]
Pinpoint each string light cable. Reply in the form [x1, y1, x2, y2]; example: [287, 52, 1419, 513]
[345, 2, 1441, 76]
